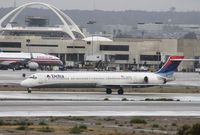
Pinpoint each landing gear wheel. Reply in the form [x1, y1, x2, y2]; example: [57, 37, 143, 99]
[118, 88, 124, 95]
[27, 88, 32, 93]
[106, 88, 112, 94]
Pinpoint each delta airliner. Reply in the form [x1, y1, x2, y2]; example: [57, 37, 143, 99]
[20, 56, 184, 94]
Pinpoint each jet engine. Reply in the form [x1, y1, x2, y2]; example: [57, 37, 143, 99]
[28, 62, 39, 71]
[163, 78, 167, 84]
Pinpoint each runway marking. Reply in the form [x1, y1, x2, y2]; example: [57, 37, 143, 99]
[0, 111, 200, 117]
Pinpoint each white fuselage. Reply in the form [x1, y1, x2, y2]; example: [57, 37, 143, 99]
[21, 72, 166, 88]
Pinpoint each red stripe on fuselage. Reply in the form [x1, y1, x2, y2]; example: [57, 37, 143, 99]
[0, 58, 62, 65]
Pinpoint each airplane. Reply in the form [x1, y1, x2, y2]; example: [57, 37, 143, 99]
[20, 56, 184, 94]
[0, 52, 63, 70]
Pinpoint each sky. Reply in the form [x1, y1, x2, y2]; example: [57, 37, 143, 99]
[0, 0, 200, 11]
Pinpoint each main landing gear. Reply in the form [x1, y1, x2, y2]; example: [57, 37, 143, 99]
[27, 88, 32, 93]
[118, 88, 124, 95]
[106, 88, 112, 94]
[106, 88, 124, 95]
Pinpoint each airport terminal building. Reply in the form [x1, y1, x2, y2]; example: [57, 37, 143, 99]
[0, 2, 199, 71]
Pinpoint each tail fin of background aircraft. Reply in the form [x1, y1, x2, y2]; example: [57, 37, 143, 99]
[156, 56, 184, 77]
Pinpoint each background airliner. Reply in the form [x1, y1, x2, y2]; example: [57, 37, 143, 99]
[21, 56, 184, 94]
[0, 52, 63, 70]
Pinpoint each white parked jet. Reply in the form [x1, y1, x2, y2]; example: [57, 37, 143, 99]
[21, 56, 184, 94]
[0, 52, 63, 70]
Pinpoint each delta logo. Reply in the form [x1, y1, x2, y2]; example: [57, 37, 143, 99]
[47, 74, 64, 79]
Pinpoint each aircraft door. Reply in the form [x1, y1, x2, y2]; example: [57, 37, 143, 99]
[38, 76, 47, 85]
[131, 76, 137, 83]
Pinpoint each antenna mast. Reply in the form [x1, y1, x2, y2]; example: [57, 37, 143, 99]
[14, 0, 16, 8]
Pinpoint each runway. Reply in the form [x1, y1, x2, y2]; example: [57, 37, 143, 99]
[0, 91, 200, 117]
[1, 91, 200, 102]
[0, 100, 200, 117]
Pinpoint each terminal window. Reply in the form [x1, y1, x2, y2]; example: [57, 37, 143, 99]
[0, 42, 21, 48]
[2, 50, 21, 53]
[115, 54, 129, 60]
[26, 44, 58, 47]
[67, 54, 84, 61]
[67, 46, 85, 49]
[140, 55, 161, 61]
[100, 45, 129, 51]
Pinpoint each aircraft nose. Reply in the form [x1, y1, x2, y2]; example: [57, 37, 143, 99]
[20, 79, 31, 87]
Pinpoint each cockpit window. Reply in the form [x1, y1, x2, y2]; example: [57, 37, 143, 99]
[29, 75, 37, 79]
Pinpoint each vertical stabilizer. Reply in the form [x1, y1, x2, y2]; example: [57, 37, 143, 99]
[156, 56, 184, 77]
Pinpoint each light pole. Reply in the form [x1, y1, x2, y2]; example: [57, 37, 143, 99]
[87, 21, 96, 55]
[156, 52, 160, 70]
[26, 39, 30, 53]
[92, 34, 94, 55]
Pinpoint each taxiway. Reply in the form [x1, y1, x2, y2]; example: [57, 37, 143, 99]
[0, 92, 200, 117]
[0, 91, 200, 102]
[0, 100, 200, 117]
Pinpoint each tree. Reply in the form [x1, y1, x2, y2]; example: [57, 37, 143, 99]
[177, 124, 190, 135]
[190, 123, 200, 135]
[177, 123, 200, 135]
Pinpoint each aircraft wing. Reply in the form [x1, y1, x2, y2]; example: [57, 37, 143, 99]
[0, 59, 30, 68]
[0, 81, 21, 86]
[97, 83, 200, 88]
[165, 82, 200, 87]
[97, 83, 159, 88]
[1, 60, 19, 66]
